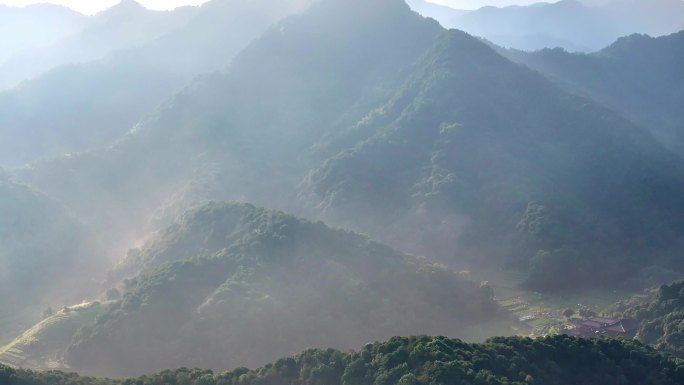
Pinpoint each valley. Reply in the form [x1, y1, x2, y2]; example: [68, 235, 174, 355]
[1, 0, 684, 382]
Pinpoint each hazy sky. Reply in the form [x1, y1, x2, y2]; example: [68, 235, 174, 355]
[0, 0, 211, 14]
[429, 0, 549, 8]
[0, 0, 551, 14]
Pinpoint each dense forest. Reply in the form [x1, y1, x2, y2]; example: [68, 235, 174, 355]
[615, 280, 684, 357]
[48, 202, 497, 376]
[503, 31, 684, 155]
[2, 336, 684, 385]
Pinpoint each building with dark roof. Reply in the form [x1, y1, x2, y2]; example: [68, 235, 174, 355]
[567, 317, 638, 338]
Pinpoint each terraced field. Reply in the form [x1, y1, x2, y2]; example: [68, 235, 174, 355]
[0, 301, 111, 369]
[472, 269, 639, 338]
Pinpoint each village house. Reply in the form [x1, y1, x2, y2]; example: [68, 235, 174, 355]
[567, 317, 639, 338]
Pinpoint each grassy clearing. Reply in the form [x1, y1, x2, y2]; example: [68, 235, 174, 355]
[0, 301, 112, 369]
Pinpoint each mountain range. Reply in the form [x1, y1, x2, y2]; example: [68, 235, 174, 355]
[502, 30, 684, 155]
[408, 0, 684, 52]
[0, 0, 199, 91]
[0, 0, 309, 167]
[2, 0, 684, 378]
[14, 0, 684, 293]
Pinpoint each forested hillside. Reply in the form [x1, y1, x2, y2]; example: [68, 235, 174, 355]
[55, 202, 498, 376]
[303, 28, 684, 291]
[503, 31, 684, 154]
[615, 280, 684, 357]
[2, 336, 683, 385]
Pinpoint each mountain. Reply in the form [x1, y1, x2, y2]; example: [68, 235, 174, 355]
[16, 0, 684, 293]
[408, 0, 684, 52]
[0, 0, 199, 90]
[0, 173, 99, 344]
[453, 0, 614, 51]
[15, 0, 443, 252]
[0, 0, 308, 167]
[2, 336, 684, 385]
[502, 31, 684, 155]
[405, 0, 470, 25]
[0, 4, 86, 66]
[0, 302, 111, 370]
[37, 202, 499, 376]
[301, 28, 684, 291]
[597, 0, 684, 38]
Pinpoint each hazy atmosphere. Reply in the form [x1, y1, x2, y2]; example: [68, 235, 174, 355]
[1, 0, 684, 384]
[0, 0, 549, 13]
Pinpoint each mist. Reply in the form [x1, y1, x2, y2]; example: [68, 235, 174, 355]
[407, 0, 684, 51]
[1, 0, 684, 381]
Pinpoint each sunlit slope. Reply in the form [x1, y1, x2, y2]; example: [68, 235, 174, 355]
[57, 202, 499, 376]
[0, 302, 110, 370]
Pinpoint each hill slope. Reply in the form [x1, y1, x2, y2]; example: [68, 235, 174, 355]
[0, 302, 110, 370]
[503, 31, 684, 155]
[615, 280, 684, 357]
[58, 202, 498, 376]
[2, 335, 683, 385]
[302, 28, 684, 291]
[0, 173, 99, 344]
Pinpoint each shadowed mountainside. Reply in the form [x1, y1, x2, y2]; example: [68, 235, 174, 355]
[502, 31, 684, 155]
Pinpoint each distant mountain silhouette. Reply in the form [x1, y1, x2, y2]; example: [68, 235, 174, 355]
[408, 0, 684, 52]
[0, 0, 309, 167]
[0, 3, 86, 66]
[0, 0, 198, 90]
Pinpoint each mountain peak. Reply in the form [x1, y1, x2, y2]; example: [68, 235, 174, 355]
[99, 0, 147, 16]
